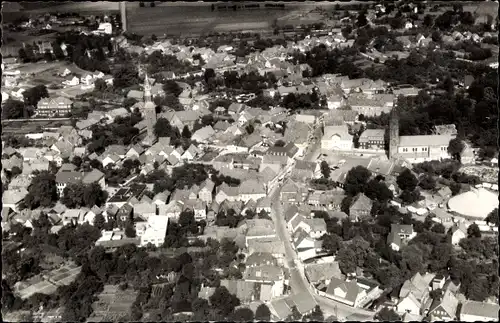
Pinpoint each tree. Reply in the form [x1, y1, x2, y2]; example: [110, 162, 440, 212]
[447, 138, 465, 162]
[485, 208, 499, 226]
[467, 223, 481, 238]
[344, 166, 372, 196]
[285, 305, 302, 321]
[154, 118, 173, 137]
[431, 222, 445, 234]
[181, 125, 192, 139]
[274, 140, 285, 147]
[52, 42, 65, 60]
[23, 85, 49, 107]
[1, 99, 25, 120]
[94, 78, 107, 92]
[18, 48, 29, 63]
[419, 174, 436, 190]
[112, 63, 139, 89]
[423, 14, 434, 27]
[376, 307, 400, 321]
[24, 171, 58, 209]
[163, 80, 183, 97]
[321, 233, 342, 253]
[397, 168, 418, 191]
[204, 68, 216, 83]
[232, 307, 254, 322]
[303, 305, 323, 321]
[357, 10, 368, 27]
[61, 182, 107, 208]
[431, 30, 442, 42]
[320, 161, 330, 178]
[245, 124, 254, 134]
[125, 223, 136, 238]
[365, 179, 393, 202]
[209, 286, 240, 316]
[72, 156, 83, 168]
[255, 304, 271, 321]
[93, 213, 106, 230]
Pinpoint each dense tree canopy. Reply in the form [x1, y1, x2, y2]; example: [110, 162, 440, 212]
[23, 171, 58, 209]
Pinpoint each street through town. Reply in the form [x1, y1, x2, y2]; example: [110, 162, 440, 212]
[267, 119, 375, 321]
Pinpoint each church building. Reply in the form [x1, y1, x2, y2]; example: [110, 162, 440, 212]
[389, 109, 454, 163]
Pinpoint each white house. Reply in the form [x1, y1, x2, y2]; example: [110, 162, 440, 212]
[321, 125, 353, 151]
[137, 215, 169, 247]
[450, 222, 467, 245]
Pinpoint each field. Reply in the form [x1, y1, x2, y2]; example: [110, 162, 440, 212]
[2, 119, 73, 135]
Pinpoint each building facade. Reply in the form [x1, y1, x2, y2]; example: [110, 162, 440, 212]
[37, 97, 73, 118]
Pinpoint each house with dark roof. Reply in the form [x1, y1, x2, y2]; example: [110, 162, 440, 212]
[359, 129, 385, 150]
[291, 160, 317, 181]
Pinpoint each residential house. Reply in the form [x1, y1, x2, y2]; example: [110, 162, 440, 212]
[126, 145, 145, 159]
[255, 196, 272, 214]
[228, 103, 246, 115]
[183, 199, 207, 221]
[55, 171, 83, 197]
[82, 169, 106, 190]
[459, 300, 499, 322]
[359, 129, 385, 150]
[297, 218, 327, 239]
[387, 224, 417, 251]
[191, 126, 215, 143]
[450, 222, 467, 246]
[349, 193, 373, 222]
[427, 289, 459, 321]
[215, 183, 240, 204]
[324, 277, 366, 307]
[198, 179, 215, 204]
[322, 125, 353, 151]
[243, 265, 284, 299]
[62, 208, 87, 225]
[280, 179, 307, 204]
[2, 188, 29, 211]
[347, 93, 395, 117]
[36, 97, 73, 118]
[266, 142, 300, 160]
[239, 179, 266, 203]
[291, 160, 317, 181]
[396, 272, 434, 316]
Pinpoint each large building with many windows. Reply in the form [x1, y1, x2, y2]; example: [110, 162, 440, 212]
[36, 96, 73, 118]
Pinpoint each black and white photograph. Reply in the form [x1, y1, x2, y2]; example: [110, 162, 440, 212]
[1, 1, 499, 322]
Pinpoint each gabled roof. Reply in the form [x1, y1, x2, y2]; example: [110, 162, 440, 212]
[460, 300, 500, 319]
[326, 277, 362, 304]
[350, 193, 372, 211]
[390, 223, 414, 235]
[239, 179, 265, 195]
[284, 205, 300, 223]
[428, 289, 459, 318]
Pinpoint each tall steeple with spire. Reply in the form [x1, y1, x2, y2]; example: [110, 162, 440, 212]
[144, 73, 152, 103]
[142, 73, 157, 146]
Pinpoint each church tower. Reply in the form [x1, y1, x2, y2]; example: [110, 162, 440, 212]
[389, 107, 399, 159]
[143, 73, 157, 146]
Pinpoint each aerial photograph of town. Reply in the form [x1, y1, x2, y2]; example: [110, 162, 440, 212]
[1, 0, 498, 322]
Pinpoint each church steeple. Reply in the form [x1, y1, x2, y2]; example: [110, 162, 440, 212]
[144, 73, 152, 103]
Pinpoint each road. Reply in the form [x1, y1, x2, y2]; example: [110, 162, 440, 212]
[268, 186, 374, 321]
[266, 115, 375, 321]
